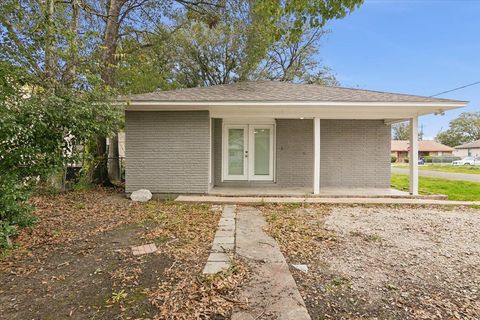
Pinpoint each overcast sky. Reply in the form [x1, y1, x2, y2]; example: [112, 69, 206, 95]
[321, 0, 480, 139]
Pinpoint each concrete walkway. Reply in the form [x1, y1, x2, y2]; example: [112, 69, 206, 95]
[392, 167, 480, 182]
[232, 206, 311, 320]
[177, 195, 480, 206]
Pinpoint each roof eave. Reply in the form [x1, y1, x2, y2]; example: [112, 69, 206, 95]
[122, 100, 467, 108]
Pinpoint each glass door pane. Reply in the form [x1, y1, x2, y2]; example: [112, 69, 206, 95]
[228, 128, 245, 175]
[254, 128, 270, 175]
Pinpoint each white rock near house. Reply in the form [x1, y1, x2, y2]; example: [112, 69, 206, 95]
[292, 264, 309, 273]
[130, 189, 152, 202]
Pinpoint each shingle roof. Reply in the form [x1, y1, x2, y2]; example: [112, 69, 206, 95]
[455, 139, 480, 149]
[125, 81, 464, 104]
[391, 140, 455, 152]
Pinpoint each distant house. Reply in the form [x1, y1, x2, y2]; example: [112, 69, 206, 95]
[391, 140, 454, 162]
[454, 139, 480, 158]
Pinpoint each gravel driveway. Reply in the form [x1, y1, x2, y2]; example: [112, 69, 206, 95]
[325, 206, 480, 317]
[264, 204, 480, 319]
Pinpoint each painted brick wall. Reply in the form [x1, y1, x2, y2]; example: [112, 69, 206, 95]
[125, 111, 210, 194]
[320, 119, 391, 188]
[276, 119, 314, 188]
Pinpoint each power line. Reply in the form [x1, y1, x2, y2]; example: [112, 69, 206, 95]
[430, 80, 480, 97]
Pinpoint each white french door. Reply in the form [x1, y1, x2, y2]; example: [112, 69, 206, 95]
[224, 125, 248, 180]
[248, 125, 274, 180]
[223, 124, 274, 181]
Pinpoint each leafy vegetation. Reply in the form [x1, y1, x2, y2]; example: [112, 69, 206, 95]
[392, 122, 410, 140]
[436, 112, 480, 147]
[0, 189, 248, 318]
[392, 121, 424, 140]
[391, 173, 480, 201]
[0, 2, 120, 248]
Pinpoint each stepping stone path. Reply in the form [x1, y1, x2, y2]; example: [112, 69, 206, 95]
[202, 205, 236, 274]
[202, 205, 311, 319]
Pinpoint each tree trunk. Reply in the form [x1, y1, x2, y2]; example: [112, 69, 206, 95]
[63, 0, 80, 86]
[44, 0, 56, 82]
[92, 136, 109, 185]
[92, 0, 123, 186]
[108, 133, 121, 182]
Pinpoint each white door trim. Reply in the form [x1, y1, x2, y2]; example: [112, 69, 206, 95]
[223, 124, 248, 181]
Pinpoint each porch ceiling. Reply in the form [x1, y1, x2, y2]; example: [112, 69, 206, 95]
[125, 103, 465, 120]
[208, 104, 460, 119]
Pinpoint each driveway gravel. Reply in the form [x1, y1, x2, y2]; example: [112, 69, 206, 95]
[264, 204, 480, 319]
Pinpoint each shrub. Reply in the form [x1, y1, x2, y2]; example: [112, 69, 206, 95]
[391, 155, 397, 163]
[0, 174, 37, 249]
[422, 156, 462, 164]
[0, 63, 120, 249]
[404, 158, 409, 163]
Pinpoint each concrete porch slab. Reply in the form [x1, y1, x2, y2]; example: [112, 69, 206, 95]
[209, 186, 432, 199]
[318, 187, 409, 197]
[210, 186, 311, 197]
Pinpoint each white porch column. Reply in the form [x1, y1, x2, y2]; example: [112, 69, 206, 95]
[313, 118, 320, 194]
[409, 116, 419, 195]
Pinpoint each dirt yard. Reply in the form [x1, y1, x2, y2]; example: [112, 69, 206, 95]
[264, 204, 480, 320]
[0, 189, 247, 320]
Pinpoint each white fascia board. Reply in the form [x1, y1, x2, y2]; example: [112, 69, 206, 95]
[125, 100, 466, 109]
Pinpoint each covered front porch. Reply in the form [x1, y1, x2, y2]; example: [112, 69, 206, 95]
[209, 115, 422, 197]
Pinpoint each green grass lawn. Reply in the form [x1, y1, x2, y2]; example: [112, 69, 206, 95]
[392, 164, 480, 175]
[391, 173, 480, 201]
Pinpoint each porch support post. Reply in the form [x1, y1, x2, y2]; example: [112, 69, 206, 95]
[409, 116, 419, 195]
[313, 118, 320, 194]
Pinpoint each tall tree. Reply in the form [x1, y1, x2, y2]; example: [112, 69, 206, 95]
[240, 0, 363, 79]
[0, 1, 120, 247]
[95, 0, 124, 184]
[392, 122, 410, 140]
[118, 1, 346, 90]
[82, 0, 223, 184]
[255, 26, 338, 84]
[392, 122, 424, 141]
[436, 112, 480, 147]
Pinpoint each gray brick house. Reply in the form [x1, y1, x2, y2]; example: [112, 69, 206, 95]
[123, 81, 466, 196]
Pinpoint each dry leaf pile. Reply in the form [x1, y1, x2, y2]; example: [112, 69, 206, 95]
[0, 189, 250, 319]
[140, 202, 249, 319]
[0, 188, 144, 271]
[262, 203, 335, 262]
